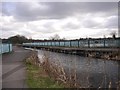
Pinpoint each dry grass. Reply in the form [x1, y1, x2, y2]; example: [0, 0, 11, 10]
[25, 51, 64, 88]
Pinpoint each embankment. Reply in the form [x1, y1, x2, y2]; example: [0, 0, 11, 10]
[25, 51, 64, 88]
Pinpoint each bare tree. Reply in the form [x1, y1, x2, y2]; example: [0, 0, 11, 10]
[49, 34, 60, 40]
[110, 31, 116, 38]
[62, 37, 66, 40]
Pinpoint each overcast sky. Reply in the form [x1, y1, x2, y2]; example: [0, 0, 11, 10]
[1, 2, 118, 39]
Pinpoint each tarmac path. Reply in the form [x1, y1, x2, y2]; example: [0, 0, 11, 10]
[2, 46, 32, 88]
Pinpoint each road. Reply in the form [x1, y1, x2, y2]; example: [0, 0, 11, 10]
[2, 46, 32, 88]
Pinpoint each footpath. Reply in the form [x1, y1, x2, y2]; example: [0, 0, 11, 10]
[2, 46, 32, 88]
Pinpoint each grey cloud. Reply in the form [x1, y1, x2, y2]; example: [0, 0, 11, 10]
[82, 19, 99, 28]
[81, 15, 118, 29]
[62, 22, 80, 30]
[2, 30, 16, 39]
[20, 30, 34, 37]
[104, 16, 118, 29]
[33, 22, 58, 34]
[2, 2, 15, 16]
[1, 3, 9, 16]
[2, 27, 13, 31]
[43, 21, 54, 28]
[2, 2, 117, 21]
[2, 24, 18, 31]
[35, 27, 57, 34]
[89, 30, 113, 38]
[41, 29, 57, 34]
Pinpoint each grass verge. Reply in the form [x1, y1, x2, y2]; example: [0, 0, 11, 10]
[26, 62, 64, 88]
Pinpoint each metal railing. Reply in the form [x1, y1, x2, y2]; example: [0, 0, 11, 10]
[23, 38, 120, 48]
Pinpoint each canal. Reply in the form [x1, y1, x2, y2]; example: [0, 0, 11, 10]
[37, 49, 120, 88]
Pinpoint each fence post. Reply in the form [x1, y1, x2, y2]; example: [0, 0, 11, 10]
[78, 40, 79, 48]
[51, 41, 52, 46]
[59, 41, 60, 47]
[88, 39, 90, 48]
[104, 39, 105, 48]
[8, 41, 11, 52]
[64, 41, 65, 47]
[70, 40, 71, 47]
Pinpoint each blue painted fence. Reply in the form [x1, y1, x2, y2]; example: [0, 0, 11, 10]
[0, 43, 12, 54]
[23, 38, 120, 48]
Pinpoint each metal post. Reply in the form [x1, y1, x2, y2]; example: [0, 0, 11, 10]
[54, 41, 56, 46]
[43, 42, 45, 46]
[59, 41, 60, 47]
[51, 41, 52, 46]
[47, 41, 48, 46]
[88, 39, 90, 48]
[64, 41, 65, 47]
[78, 40, 79, 48]
[104, 39, 105, 48]
[70, 40, 71, 47]
[8, 41, 10, 52]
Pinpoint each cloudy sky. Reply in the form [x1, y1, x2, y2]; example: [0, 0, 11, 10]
[1, 2, 118, 39]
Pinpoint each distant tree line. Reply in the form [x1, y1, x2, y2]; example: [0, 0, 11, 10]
[1, 33, 119, 44]
[2, 34, 65, 44]
[2, 35, 31, 44]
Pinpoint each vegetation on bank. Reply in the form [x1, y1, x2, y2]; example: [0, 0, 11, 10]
[25, 56, 64, 88]
[25, 51, 120, 89]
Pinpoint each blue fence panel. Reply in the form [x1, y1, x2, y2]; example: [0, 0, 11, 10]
[55, 41, 60, 46]
[0, 43, 12, 54]
[90, 39, 104, 47]
[51, 42, 55, 46]
[22, 38, 120, 48]
[40, 42, 44, 46]
[44, 42, 47, 46]
[105, 39, 116, 47]
[116, 39, 120, 47]
[64, 41, 70, 47]
[60, 41, 65, 46]
[79, 40, 88, 47]
[71, 41, 78, 47]
[36, 42, 40, 46]
[48, 42, 52, 46]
